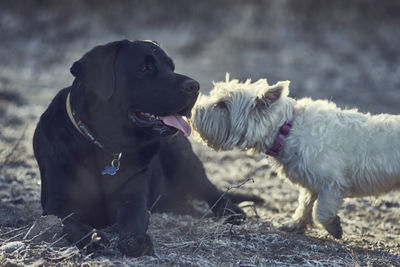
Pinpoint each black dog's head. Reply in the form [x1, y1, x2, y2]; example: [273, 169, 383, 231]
[70, 39, 199, 139]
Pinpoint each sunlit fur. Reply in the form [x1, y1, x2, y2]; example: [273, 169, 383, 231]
[192, 74, 400, 238]
[192, 74, 293, 152]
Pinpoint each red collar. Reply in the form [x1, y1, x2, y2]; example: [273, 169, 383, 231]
[267, 108, 294, 157]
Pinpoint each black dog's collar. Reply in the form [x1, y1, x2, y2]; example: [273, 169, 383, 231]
[66, 92, 122, 176]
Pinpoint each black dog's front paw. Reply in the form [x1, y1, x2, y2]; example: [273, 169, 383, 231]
[81, 231, 110, 255]
[223, 212, 246, 225]
[63, 221, 109, 252]
[212, 197, 246, 225]
[118, 233, 154, 257]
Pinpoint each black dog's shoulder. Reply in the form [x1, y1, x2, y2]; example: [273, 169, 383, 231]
[39, 87, 69, 123]
[34, 88, 67, 155]
[34, 87, 85, 160]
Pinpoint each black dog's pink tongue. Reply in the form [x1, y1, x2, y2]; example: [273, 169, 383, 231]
[160, 115, 191, 137]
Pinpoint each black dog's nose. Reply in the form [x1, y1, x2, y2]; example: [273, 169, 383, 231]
[182, 80, 200, 94]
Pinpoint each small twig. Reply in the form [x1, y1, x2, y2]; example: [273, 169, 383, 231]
[340, 242, 361, 267]
[25, 223, 60, 243]
[48, 233, 68, 248]
[82, 252, 95, 261]
[228, 219, 236, 233]
[72, 229, 96, 247]
[201, 177, 254, 220]
[149, 195, 162, 212]
[0, 224, 30, 238]
[61, 213, 75, 223]
[62, 213, 99, 249]
[201, 193, 226, 220]
[3, 232, 25, 242]
[193, 237, 206, 254]
[251, 205, 260, 219]
[45, 246, 80, 262]
[348, 247, 361, 267]
[229, 177, 255, 191]
[0, 126, 27, 173]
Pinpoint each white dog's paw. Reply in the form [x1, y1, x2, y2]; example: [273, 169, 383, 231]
[279, 220, 308, 234]
[323, 215, 343, 239]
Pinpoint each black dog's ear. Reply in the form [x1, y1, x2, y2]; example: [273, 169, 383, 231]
[70, 61, 81, 77]
[70, 40, 126, 100]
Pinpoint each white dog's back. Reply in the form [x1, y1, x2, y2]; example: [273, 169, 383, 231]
[281, 98, 400, 197]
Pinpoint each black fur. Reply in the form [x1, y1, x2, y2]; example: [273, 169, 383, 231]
[33, 40, 262, 257]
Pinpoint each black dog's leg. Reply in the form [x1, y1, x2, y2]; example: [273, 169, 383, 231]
[40, 166, 107, 250]
[158, 135, 254, 224]
[116, 202, 154, 257]
[115, 172, 154, 257]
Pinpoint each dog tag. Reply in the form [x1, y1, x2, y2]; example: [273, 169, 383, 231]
[101, 152, 122, 176]
[101, 165, 119, 176]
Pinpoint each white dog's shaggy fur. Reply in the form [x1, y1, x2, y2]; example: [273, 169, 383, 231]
[191, 74, 400, 238]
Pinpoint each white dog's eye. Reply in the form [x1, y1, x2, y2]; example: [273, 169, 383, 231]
[215, 101, 227, 109]
[255, 96, 269, 108]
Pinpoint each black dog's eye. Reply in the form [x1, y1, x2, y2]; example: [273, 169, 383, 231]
[140, 64, 154, 73]
[140, 55, 156, 73]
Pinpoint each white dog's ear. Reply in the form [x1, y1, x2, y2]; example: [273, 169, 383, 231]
[256, 81, 290, 107]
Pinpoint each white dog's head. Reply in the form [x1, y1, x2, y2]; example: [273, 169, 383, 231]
[191, 74, 293, 153]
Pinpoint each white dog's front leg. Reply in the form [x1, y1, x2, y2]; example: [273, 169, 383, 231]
[313, 187, 344, 239]
[280, 187, 317, 233]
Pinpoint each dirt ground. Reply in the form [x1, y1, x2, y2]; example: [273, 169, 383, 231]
[1, 1, 400, 266]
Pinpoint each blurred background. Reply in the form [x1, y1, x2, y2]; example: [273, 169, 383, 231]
[0, 0, 399, 113]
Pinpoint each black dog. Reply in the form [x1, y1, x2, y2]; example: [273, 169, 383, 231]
[33, 40, 262, 257]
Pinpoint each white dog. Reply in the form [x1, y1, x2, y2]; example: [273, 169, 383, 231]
[191, 74, 400, 238]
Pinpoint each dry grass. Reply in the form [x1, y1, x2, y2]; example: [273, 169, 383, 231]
[1, 115, 400, 266]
